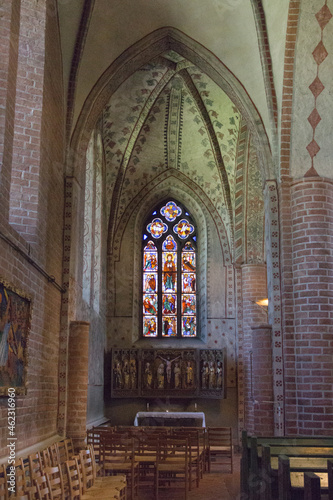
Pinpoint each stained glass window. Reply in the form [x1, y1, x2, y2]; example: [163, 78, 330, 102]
[142, 200, 197, 338]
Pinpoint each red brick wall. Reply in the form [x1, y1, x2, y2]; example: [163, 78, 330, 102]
[0, 0, 65, 458]
[251, 325, 274, 435]
[9, 0, 47, 244]
[290, 177, 333, 435]
[241, 264, 269, 434]
[0, 0, 21, 220]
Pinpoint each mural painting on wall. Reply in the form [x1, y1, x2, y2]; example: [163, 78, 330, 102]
[0, 278, 31, 395]
[111, 348, 225, 399]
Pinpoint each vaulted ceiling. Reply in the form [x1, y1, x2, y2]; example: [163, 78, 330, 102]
[58, 0, 290, 149]
[57, 0, 290, 264]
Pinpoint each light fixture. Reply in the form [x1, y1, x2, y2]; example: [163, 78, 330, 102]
[252, 298, 269, 314]
[255, 298, 268, 307]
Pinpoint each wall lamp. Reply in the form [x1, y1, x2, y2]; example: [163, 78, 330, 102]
[252, 298, 269, 315]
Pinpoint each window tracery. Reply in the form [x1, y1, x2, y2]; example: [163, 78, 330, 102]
[142, 200, 197, 338]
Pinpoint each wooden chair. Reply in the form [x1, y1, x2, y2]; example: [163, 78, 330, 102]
[12, 458, 28, 495]
[28, 451, 43, 482]
[40, 448, 52, 469]
[64, 437, 75, 460]
[101, 434, 139, 500]
[55, 440, 69, 464]
[65, 457, 82, 500]
[207, 426, 233, 473]
[85, 445, 127, 498]
[79, 447, 126, 499]
[155, 436, 189, 500]
[0, 464, 8, 500]
[171, 429, 201, 490]
[8, 494, 34, 500]
[44, 465, 65, 500]
[87, 427, 113, 467]
[34, 474, 52, 500]
[134, 433, 159, 489]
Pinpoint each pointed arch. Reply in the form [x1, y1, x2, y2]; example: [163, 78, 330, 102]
[69, 27, 273, 184]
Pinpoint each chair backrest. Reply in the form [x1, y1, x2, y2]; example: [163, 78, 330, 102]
[0, 464, 8, 500]
[12, 458, 28, 494]
[87, 427, 112, 464]
[65, 457, 82, 500]
[101, 434, 135, 466]
[157, 436, 188, 466]
[55, 440, 68, 464]
[207, 427, 232, 449]
[64, 438, 75, 460]
[49, 443, 60, 467]
[79, 447, 96, 493]
[34, 474, 52, 500]
[40, 448, 52, 469]
[28, 452, 43, 482]
[171, 429, 199, 461]
[44, 465, 65, 500]
[8, 494, 34, 500]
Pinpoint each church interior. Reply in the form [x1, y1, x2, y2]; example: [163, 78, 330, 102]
[0, 0, 333, 488]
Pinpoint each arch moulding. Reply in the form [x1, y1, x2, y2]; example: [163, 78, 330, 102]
[69, 27, 273, 183]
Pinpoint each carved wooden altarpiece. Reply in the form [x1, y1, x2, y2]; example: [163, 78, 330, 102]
[111, 348, 226, 399]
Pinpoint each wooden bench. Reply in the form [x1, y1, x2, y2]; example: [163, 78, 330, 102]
[241, 431, 333, 500]
[277, 455, 333, 500]
[260, 444, 333, 500]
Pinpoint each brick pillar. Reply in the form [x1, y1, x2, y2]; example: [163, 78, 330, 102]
[66, 321, 90, 449]
[291, 177, 333, 435]
[0, 0, 21, 220]
[241, 264, 269, 434]
[251, 324, 274, 435]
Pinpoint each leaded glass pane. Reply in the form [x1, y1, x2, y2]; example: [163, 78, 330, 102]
[143, 294, 157, 315]
[142, 201, 197, 338]
[143, 316, 157, 337]
[162, 294, 177, 315]
[147, 218, 168, 238]
[182, 273, 196, 293]
[143, 273, 157, 293]
[162, 235, 177, 251]
[182, 294, 196, 315]
[182, 250, 196, 272]
[160, 201, 182, 221]
[162, 252, 177, 292]
[173, 219, 194, 239]
[162, 316, 177, 337]
[182, 316, 196, 337]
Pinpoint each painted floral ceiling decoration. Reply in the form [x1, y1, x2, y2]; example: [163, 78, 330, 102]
[102, 49, 263, 261]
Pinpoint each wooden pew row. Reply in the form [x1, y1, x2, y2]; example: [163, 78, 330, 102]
[278, 455, 333, 500]
[260, 444, 333, 500]
[241, 431, 333, 500]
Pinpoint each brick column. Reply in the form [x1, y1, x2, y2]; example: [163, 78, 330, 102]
[241, 264, 268, 434]
[251, 324, 274, 435]
[0, 0, 21, 220]
[66, 321, 90, 449]
[291, 177, 333, 435]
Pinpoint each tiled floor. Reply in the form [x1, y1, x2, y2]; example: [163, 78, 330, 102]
[137, 455, 241, 499]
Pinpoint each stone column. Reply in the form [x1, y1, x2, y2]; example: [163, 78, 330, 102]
[66, 321, 90, 449]
[251, 324, 274, 436]
[290, 177, 333, 435]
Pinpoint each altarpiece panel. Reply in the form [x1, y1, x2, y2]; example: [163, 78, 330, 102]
[111, 348, 226, 399]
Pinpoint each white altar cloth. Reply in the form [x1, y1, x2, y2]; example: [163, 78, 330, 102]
[133, 411, 206, 427]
